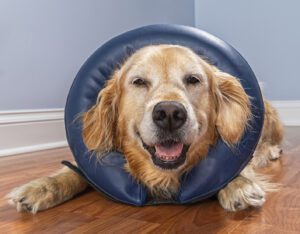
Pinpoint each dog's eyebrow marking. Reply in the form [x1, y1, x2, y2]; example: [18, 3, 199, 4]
[160, 92, 182, 101]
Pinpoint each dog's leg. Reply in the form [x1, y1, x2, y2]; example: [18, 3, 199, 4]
[217, 165, 276, 211]
[251, 142, 283, 168]
[251, 100, 284, 168]
[6, 164, 88, 213]
[268, 144, 282, 160]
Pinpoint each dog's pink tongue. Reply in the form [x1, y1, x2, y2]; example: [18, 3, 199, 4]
[155, 143, 183, 160]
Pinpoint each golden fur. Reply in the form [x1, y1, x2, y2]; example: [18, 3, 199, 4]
[7, 45, 283, 213]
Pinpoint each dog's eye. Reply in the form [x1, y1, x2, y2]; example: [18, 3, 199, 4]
[185, 75, 201, 85]
[132, 77, 147, 87]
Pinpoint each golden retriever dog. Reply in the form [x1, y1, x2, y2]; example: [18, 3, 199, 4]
[7, 45, 283, 213]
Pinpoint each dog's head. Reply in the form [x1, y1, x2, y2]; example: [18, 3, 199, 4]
[82, 45, 251, 177]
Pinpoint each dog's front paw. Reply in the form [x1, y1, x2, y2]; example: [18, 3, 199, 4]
[269, 145, 283, 160]
[6, 177, 60, 214]
[218, 176, 265, 211]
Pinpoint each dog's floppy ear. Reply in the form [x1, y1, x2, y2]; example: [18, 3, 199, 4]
[214, 70, 251, 145]
[82, 74, 120, 153]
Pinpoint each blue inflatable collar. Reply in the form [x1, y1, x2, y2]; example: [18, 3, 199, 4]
[64, 24, 264, 206]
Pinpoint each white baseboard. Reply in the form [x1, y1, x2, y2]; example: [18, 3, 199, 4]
[271, 100, 300, 126]
[0, 109, 67, 157]
[0, 141, 67, 157]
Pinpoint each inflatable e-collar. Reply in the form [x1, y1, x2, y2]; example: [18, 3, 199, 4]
[64, 24, 264, 206]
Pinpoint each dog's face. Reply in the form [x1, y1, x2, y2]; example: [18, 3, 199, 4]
[118, 45, 215, 170]
[82, 45, 251, 191]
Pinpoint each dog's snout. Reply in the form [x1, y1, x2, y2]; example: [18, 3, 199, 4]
[152, 101, 187, 131]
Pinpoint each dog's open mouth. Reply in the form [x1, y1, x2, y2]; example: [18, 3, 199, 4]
[142, 139, 189, 170]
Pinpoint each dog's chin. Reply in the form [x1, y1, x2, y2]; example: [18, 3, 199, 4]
[141, 139, 190, 170]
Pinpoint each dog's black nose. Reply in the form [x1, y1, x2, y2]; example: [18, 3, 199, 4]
[152, 101, 187, 131]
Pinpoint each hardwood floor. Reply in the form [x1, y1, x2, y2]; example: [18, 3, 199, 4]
[0, 127, 299, 233]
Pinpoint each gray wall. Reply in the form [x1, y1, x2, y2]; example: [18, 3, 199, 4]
[195, 0, 300, 100]
[0, 0, 194, 110]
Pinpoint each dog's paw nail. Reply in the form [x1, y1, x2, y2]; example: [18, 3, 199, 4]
[250, 193, 263, 200]
[19, 197, 26, 203]
[234, 201, 242, 210]
[23, 203, 32, 212]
